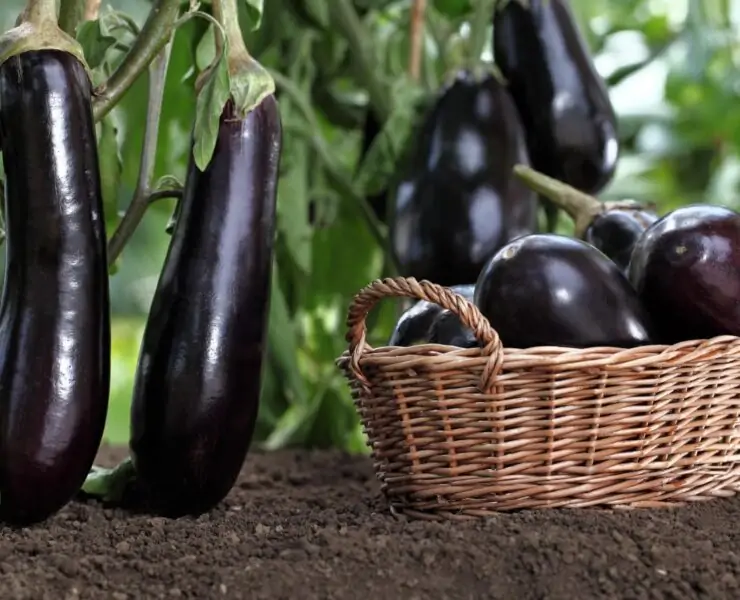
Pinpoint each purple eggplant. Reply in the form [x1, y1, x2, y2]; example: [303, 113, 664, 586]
[0, 49, 110, 525]
[628, 205, 740, 343]
[513, 165, 658, 274]
[493, 0, 619, 196]
[128, 95, 282, 516]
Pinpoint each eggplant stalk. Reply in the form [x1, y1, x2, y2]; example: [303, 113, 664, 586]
[0, 0, 88, 67]
[212, 0, 274, 116]
[513, 164, 645, 238]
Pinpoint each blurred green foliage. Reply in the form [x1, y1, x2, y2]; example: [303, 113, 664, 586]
[0, 0, 738, 451]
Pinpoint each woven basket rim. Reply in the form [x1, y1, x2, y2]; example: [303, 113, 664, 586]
[338, 276, 740, 374]
[336, 334, 740, 368]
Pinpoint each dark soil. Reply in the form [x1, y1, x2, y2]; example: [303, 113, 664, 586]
[1, 446, 739, 600]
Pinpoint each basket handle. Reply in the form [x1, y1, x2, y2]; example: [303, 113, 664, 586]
[345, 276, 503, 393]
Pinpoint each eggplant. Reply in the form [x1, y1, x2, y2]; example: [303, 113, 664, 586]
[128, 96, 282, 516]
[627, 205, 740, 344]
[493, 0, 619, 196]
[585, 209, 658, 273]
[389, 284, 475, 346]
[390, 70, 538, 287]
[512, 165, 659, 273]
[0, 50, 110, 524]
[428, 310, 479, 348]
[474, 234, 655, 348]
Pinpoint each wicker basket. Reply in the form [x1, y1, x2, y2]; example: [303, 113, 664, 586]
[336, 276, 740, 520]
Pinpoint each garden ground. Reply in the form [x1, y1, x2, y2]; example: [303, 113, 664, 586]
[1, 445, 739, 599]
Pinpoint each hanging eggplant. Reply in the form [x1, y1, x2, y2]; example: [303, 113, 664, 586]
[390, 70, 538, 287]
[0, 4, 110, 524]
[493, 0, 619, 198]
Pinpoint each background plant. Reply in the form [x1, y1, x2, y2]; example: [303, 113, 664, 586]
[0, 0, 737, 452]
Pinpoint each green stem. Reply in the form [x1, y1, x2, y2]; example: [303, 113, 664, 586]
[92, 0, 181, 122]
[107, 39, 174, 265]
[468, 0, 494, 68]
[21, 0, 58, 24]
[212, 0, 249, 68]
[330, 0, 392, 122]
[604, 34, 679, 88]
[512, 164, 604, 237]
[81, 457, 136, 502]
[21, 0, 57, 26]
[148, 189, 182, 205]
[58, 0, 85, 35]
[211, 0, 274, 116]
[0, 0, 87, 68]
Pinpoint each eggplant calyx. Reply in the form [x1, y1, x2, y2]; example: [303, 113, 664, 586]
[213, 0, 275, 119]
[0, 1, 89, 72]
[513, 164, 612, 238]
[81, 457, 136, 503]
[225, 55, 275, 120]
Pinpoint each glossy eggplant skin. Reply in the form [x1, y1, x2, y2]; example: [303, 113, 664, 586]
[129, 97, 282, 517]
[390, 71, 538, 287]
[584, 208, 659, 273]
[627, 205, 740, 344]
[493, 0, 619, 195]
[428, 310, 479, 348]
[0, 50, 111, 525]
[474, 234, 655, 348]
[388, 284, 475, 346]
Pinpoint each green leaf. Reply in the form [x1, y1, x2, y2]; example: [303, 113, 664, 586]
[302, 0, 330, 29]
[433, 0, 473, 18]
[262, 402, 315, 450]
[76, 19, 117, 69]
[195, 25, 216, 73]
[253, 359, 287, 441]
[274, 73, 313, 274]
[304, 385, 361, 449]
[243, 0, 264, 30]
[354, 81, 425, 197]
[267, 263, 308, 406]
[81, 458, 135, 502]
[97, 114, 123, 242]
[97, 6, 141, 38]
[276, 155, 312, 274]
[76, 6, 140, 70]
[192, 51, 231, 172]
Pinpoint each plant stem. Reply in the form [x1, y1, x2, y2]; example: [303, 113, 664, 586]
[210, 0, 274, 117]
[408, 0, 426, 81]
[59, 0, 85, 34]
[107, 39, 173, 265]
[212, 0, 251, 68]
[468, 0, 494, 67]
[331, 0, 392, 122]
[1, 0, 87, 67]
[92, 0, 181, 122]
[81, 457, 136, 502]
[512, 164, 603, 237]
[148, 189, 182, 205]
[84, 0, 100, 20]
[605, 34, 678, 88]
[21, 0, 59, 25]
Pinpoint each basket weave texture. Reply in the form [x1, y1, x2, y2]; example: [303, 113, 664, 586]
[336, 276, 740, 520]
